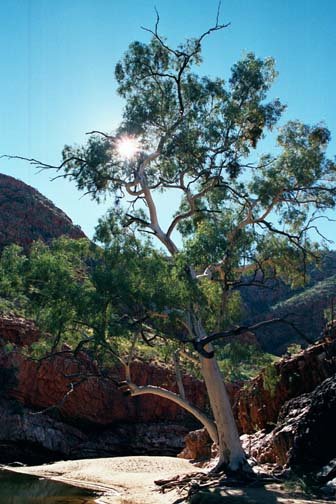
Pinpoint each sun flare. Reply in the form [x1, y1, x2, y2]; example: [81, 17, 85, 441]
[116, 136, 139, 159]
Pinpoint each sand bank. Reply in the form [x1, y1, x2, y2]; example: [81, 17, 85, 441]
[4, 456, 332, 504]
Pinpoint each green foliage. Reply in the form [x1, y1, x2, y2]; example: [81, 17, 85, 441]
[0, 244, 28, 312]
[0, 296, 18, 315]
[24, 239, 89, 337]
[262, 362, 280, 397]
[52, 28, 336, 315]
[62, 137, 113, 202]
[2, 342, 15, 353]
[286, 343, 302, 356]
[28, 340, 53, 359]
[217, 341, 277, 382]
[0, 234, 195, 363]
[199, 282, 244, 333]
[0, 234, 262, 379]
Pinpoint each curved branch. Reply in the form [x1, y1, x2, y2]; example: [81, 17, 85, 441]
[120, 382, 218, 445]
[166, 180, 219, 238]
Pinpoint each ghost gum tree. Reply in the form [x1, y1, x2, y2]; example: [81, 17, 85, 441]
[15, 17, 336, 472]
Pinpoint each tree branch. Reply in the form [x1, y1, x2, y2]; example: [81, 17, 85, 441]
[193, 316, 315, 357]
[118, 381, 218, 445]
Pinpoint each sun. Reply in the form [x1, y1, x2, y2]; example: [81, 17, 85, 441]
[116, 136, 139, 159]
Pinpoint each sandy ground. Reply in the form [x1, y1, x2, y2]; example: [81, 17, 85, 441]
[4, 456, 332, 504]
[5, 456, 203, 503]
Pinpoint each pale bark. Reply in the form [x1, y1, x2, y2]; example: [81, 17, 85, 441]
[189, 314, 248, 471]
[126, 382, 218, 445]
[200, 349, 247, 471]
[173, 350, 186, 400]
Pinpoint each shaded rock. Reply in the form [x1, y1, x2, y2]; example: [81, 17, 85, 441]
[0, 398, 189, 464]
[241, 374, 336, 472]
[316, 458, 336, 483]
[0, 398, 86, 463]
[177, 428, 212, 461]
[286, 374, 336, 470]
[235, 339, 336, 433]
[240, 253, 336, 354]
[0, 173, 85, 251]
[321, 477, 336, 497]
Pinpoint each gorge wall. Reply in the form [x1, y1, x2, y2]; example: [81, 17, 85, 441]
[0, 314, 209, 463]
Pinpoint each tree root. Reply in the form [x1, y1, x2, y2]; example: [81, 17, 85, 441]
[155, 468, 284, 503]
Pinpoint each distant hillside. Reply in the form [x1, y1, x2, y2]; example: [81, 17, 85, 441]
[259, 274, 336, 354]
[240, 255, 336, 354]
[0, 173, 86, 250]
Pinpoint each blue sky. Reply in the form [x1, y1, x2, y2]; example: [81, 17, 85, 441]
[1, 0, 336, 244]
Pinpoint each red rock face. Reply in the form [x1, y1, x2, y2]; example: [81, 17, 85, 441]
[0, 316, 208, 426]
[235, 338, 336, 433]
[0, 315, 40, 346]
[0, 173, 85, 251]
[1, 350, 209, 425]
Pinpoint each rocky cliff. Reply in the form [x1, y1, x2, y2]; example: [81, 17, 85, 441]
[241, 375, 336, 469]
[240, 374, 336, 497]
[0, 173, 85, 251]
[235, 337, 336, 433]
[179, 339, 336, 495]
[0, 314, 207, 426]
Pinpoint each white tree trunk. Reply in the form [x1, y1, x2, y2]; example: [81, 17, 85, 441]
[200, 346, 247, 471]
[190, 314, 248, 472]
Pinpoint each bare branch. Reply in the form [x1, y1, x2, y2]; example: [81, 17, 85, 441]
[30, 381, 77, 415]
[124, 213, 151, 228]
[194, 316, 315, 357]
[166, 179, 219, 238]
[86, 130, 115, 140]
[216, 0, 222, 26]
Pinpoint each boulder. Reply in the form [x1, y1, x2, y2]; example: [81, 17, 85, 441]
[177, 428, 212, 461]
[241, 374, 336, 471]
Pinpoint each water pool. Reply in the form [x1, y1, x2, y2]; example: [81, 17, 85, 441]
[0, 470, 99, 503]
